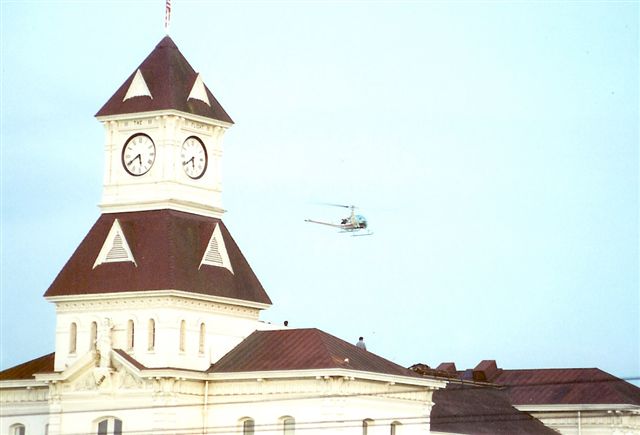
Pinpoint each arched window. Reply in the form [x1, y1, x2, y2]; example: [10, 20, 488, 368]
[10, 424, 25, 435]
[390, 421, 401, 435]
[198, 322, 206, 354]
[148, 319, 155, 351]
[69, 322, 77, 353]
[283, 416, 295, 435]
[179, 320, 186, 352]
[90, 321, 98, 350]
[241, 418, 255, 435]
[97, 417, 122, 435]
[362, 419, 373, 435]
[127, 320, 135, 350]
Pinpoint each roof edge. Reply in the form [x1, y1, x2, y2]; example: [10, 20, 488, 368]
[0, 379, 50, 389]
[98, 200, 226, 222]
[96, 108, 234, 128]
[45, 289, 272, 311]
[208, 367, 448, 387]
[516, 403, 640, 412]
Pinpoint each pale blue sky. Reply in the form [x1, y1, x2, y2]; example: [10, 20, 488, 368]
[1, 1, 638, 384]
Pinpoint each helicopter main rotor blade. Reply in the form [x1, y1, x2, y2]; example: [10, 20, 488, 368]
[321, 202, 356, 209]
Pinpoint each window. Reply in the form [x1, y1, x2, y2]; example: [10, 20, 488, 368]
[179, 320, 186, 352]
[390, 421, 401, 435]
[90, 321, 97, 350]
[242, 419, 255, 435]
[69, 322, 77, 353]
[198, 322, 206, 354]
[97, 417, 122, 435]
[148, 319, 155, 351]
[127, 320, 135, 350]
[10, 424, 25, 435]
[283, 417, 295, 435]
[362, 419, 373, 435]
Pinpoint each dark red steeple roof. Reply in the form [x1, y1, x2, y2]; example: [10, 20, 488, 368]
[96, 36, 233, 123]
[44, 209, 270, 305]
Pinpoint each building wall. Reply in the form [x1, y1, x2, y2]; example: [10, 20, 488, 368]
[52, 294, 272, 372]
[0, 384, 49, 435]
[2, 371, 436, 435]
[528, 410, 640, 435]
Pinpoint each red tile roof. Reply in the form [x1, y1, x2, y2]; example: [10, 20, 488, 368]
[96, 36, 233, 123]
[456, 360, 640, 407]
[431, 382, 559, 435]
[491, 368, 640, 406]
[0, 353, 55, 381]
[210, 328, 422, 378]
[113, 349, 147, 370]
[44, 209, 271, 305]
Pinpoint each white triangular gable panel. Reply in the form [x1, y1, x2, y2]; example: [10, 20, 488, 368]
[187, 74, 211, 106]
[123, 69, 153, 101]
[199, 223, 233, 273]
[93, 219, 137, 268]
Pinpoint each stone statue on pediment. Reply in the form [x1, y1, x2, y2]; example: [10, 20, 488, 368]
[97, 317, 114, 368]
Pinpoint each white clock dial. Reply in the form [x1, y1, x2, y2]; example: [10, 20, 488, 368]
[181, 136, 208, 179]
[122, 134, 155, 176]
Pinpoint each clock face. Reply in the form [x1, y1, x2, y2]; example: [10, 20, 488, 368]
[122, 134, 155, 176]
[181, 136, 208, 179]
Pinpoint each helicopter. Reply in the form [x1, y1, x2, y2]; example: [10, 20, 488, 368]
[305, 204, 373, 236]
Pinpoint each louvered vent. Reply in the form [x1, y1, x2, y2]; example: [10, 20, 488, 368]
[93, 219, 137, 268]
[106, 234, 128, 261]
[123, 69, 153, 101]
[199, 223, 233, 273]
[203, 237, 224, 266]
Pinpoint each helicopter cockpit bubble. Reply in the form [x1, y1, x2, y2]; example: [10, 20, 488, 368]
[355, 215, 368, 228]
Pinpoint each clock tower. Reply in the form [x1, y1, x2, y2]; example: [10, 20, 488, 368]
[44, 36, 272, 373]
[95, 36, 232, 217]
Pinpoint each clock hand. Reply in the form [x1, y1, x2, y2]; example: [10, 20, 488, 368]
[183, 156, 195, 167]
[127, 154, 141, 166]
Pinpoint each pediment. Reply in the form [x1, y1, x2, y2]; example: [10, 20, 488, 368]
[54, 351, 99, 383]
[93, 219, 137, 268]
[38, 349, 148, 393]
[199, 223, 233, 273]
[187, 74, 211, 106]
[123, 69, 153, 101]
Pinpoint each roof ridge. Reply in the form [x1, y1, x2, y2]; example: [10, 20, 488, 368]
[498, 367, 602, 373]
[312, 328, 338, 368]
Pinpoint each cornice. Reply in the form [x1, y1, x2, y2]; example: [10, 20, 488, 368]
[45, 289, 271, 315]
[516, 403, 640, 413]
[0, 379, 49, 389]
[98, 199, 226, 218]
[96, 109, 233, 129]
[208, 368, 447, 389]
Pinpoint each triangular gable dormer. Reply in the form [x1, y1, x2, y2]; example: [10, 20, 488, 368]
[187, 74, 211, 106]
[93, 219, 136, 268]
[123, 69, 153, 101]
[199, 223, 233, 273]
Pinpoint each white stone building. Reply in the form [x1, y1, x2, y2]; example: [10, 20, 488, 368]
[0, 36, 446, 435]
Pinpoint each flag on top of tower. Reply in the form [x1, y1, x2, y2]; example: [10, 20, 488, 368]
[165, 0, 171, 32]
